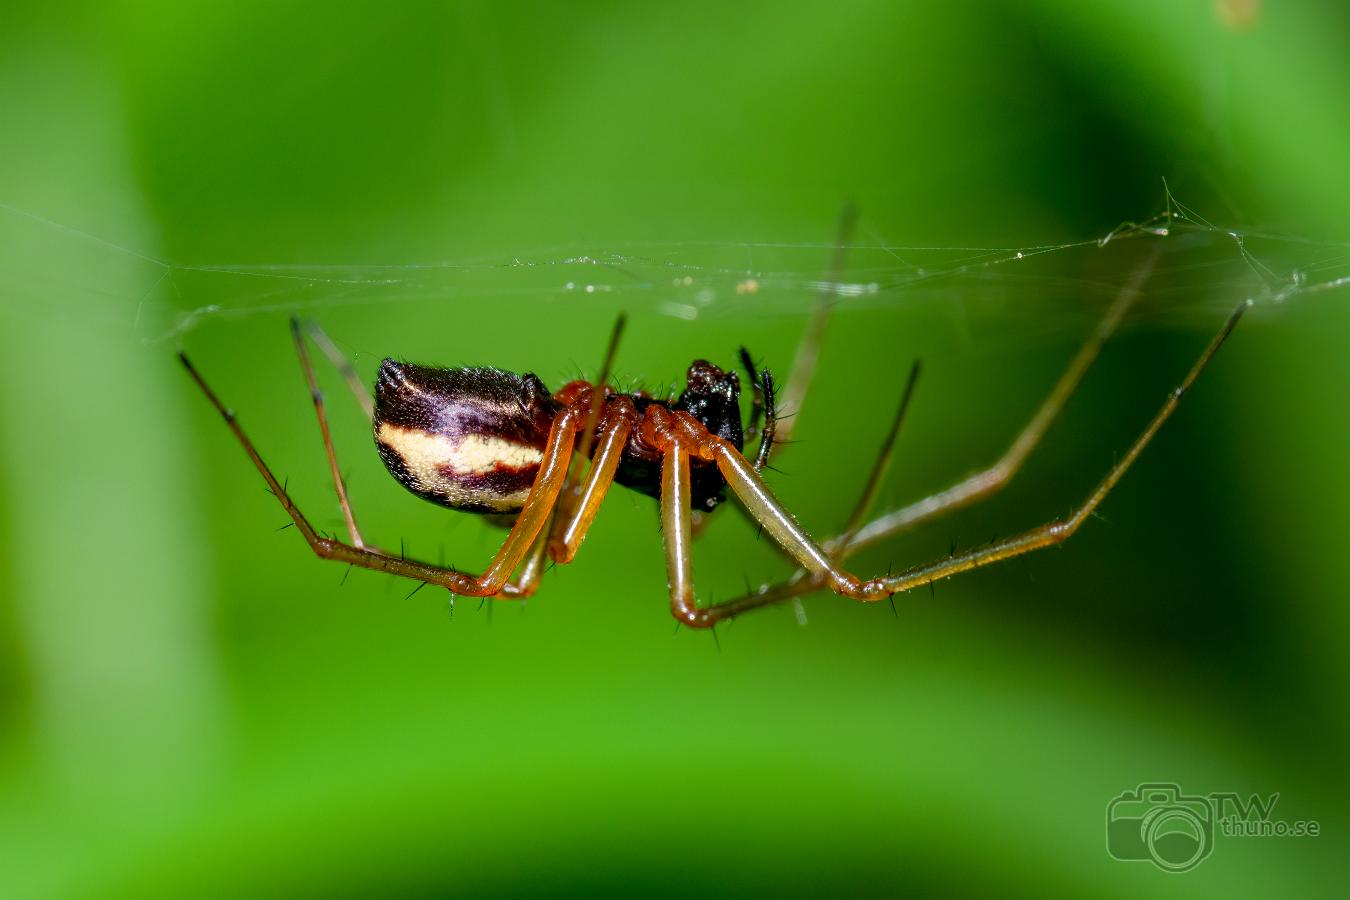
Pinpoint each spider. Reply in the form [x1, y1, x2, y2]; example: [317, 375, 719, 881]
[180, 257, 1247, 629]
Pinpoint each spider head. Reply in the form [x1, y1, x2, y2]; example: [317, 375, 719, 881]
[675, 360, 743, 451]
[372, 361, 561, 513]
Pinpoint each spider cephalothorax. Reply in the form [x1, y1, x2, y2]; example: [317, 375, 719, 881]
[584, 360, 744, 513]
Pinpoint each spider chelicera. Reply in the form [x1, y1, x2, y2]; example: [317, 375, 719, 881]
[180, 252, 1247, 629]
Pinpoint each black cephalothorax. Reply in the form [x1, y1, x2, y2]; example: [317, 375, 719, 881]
[611, 361, 743, 512]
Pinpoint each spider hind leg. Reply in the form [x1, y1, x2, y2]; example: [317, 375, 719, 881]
[180, 350, 585, 598]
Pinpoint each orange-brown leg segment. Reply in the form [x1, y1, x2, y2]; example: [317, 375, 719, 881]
[549, 399, 636, 564]
[705, 438, 881, 601]
[661, 441, 703, 626]
[651, 401, 869, 627]
[472, 407, 582, 593]
[493, 525, 552, 599]
[496, 397, 637, 598]
[667, 300, 1248, 626]
[742, 357, 918, 600]
[497, 316, 632, 599]
[182, 350, 582, 597]
[553, 314, 628, 546]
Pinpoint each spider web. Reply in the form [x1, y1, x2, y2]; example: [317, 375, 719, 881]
[3, 183, 1348, 355]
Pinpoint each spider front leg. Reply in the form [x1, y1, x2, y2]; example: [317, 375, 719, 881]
[840, 243, 1163, 556]
[720, 245, 1165, 609]
[181, 351, 584, 597]
[665, 300, 1248, 626]
[687, 206, 849, 541]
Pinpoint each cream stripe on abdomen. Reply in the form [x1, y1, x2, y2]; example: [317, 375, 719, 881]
[377, 423, 543, 511]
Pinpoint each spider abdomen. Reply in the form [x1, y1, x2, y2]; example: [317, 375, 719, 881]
[373, 360, 561, 514]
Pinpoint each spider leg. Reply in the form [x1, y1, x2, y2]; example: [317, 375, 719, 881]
[739, 356, 918, 599]
[494, 396, 638, 598]
[495, 314, 632, 599]
[689, 363, 777, 540]
[775, 201, 858, 446]
[663, 300, 1247, 626]
[660, 441, 700, 625]
[549, 398, 637, 564]
[752, 367, 778, 473]
[300, 318, 374, 421]
[738, 348, 778, 470]
[555, 314, 627, 526]
[718, 246, 1164, 607]
[290, 317, 371, 550]
[840, 243, 1162, 557]
[181, 351, 582, 597]
[651, 404, 844, 628]
[687, 204, 851, 541]
[574, 314, 627, 462]
[492, 525, 552, 599]
[836, 358, 921, 547]
[738, 346, 766, 447]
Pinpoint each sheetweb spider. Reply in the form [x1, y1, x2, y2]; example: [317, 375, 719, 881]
[180, 243, 1247, 628]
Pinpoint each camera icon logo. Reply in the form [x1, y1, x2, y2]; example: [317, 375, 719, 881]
[1106, 783, 1214, 872]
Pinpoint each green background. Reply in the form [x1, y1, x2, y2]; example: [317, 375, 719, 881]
[1, 1, 1347, 896]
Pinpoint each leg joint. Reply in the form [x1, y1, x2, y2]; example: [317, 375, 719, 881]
[673, 606, 715, 629]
